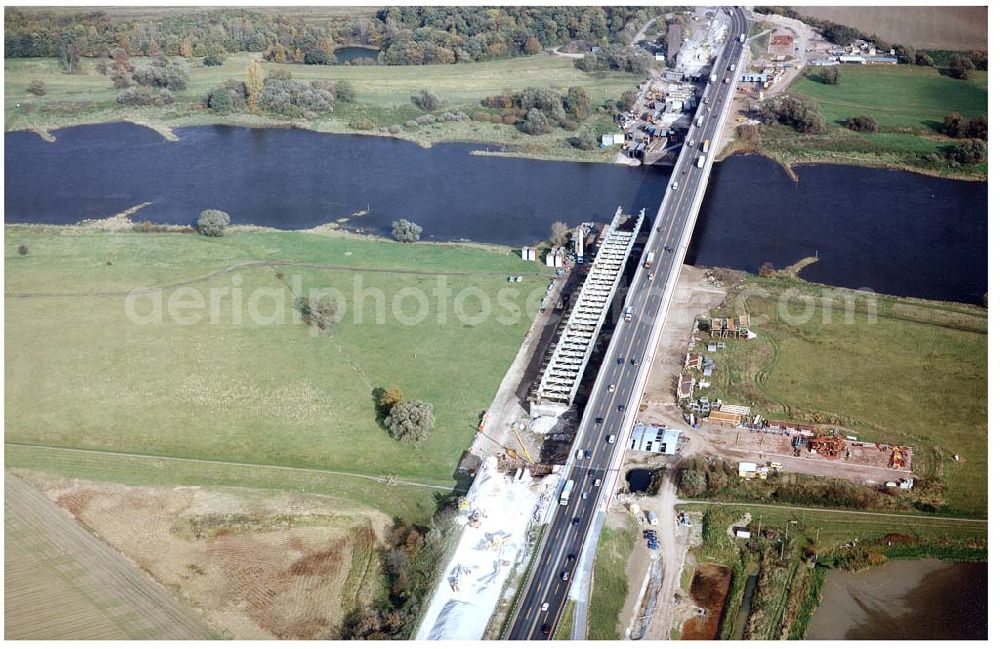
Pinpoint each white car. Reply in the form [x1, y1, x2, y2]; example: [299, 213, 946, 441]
[541, 602, 550, 612]
[608, 383, 616, 393]
[593, 478, 602, 487]
[607, 434, 616, 444]
[582, 492, 589, 500]
[672, 181, 679, 190]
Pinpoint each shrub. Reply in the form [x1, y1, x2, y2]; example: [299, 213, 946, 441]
[617, 89, 637, 111]
[384, 400, 435, 446]
[414, 89, 440, 112]
[941, 113, 986, 140]
[948, 54, 976, 80]
[27, 79, 46, 96]
[295, 295, 338, 331]
[116, 87, 175, 106]
[818, 66, 840, 85]
[17, 244, 29, 256]
[132, 57, 190, 91]
[759, 94, 825, 134]
[391, 219, 423, 242]
[196, 209, 230, 236]
[564, 85, 591, 120]
[414, 114, 436, 125]
[111, 71, 132, 89]
[844, 115, 878, 132]
[388, 124, 401, 134]
[258, 78, 334, 117]
[267, 68, 292, 81]
[571, 130, 596, 150]
[914, 51, 935, 67]
[202, 54, 224, 66]
[207, 88, 235, 113]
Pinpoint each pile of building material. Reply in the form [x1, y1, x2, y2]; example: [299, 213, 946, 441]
[811, 435, 846, 458]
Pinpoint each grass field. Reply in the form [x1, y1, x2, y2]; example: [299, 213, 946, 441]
[761, 64, 987, 179]
[697, 277, 987, 515]
[4, 53, 638, 161]
[5, 226, 549, 521]
[587, 523, 636, 640]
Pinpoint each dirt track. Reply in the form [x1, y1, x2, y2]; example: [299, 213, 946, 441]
[4, 471, 220, 640]
[680, 563, 732, 640]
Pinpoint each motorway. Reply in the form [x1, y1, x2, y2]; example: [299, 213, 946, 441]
[506, 7, 749, 640]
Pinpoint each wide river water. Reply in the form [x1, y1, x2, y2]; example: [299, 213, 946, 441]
[4, 123, 987, 303]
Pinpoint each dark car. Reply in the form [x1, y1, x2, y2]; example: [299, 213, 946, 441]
[584, 450, 592, 460]
[567, 553, 576, 563]
[630, 357, 637, 365]
[541, 624, 552, 637]
[617, 404, 625, 412]
[617, 356, 624, 365]
[588, 468, 595, 476]
[572, 517, 580, 526]
[595, 416, 604, 425]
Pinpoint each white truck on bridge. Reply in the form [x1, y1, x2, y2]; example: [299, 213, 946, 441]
[697, 155, 706, 168]
[644, 252, 655, 268]
[559, 479, 575, 506]
[695, 115, 705, 128]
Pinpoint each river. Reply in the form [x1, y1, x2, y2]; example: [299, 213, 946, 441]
[4, 124, 987, 303]
[807, 559, 987, 640]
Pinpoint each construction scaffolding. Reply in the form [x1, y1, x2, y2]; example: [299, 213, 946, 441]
[531, 207, 644, 416]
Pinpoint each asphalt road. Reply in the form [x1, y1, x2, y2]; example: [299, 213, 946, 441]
[506, 7, 749, 641]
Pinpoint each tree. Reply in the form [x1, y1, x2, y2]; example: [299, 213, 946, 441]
[384, 400, 435, 445]
[967, 114, 988, 140]
[57, 38, 81, 73]
[892, 44, 915, 65]
[414, 89, 440, 112]
[914, 51, 934, 67]
[818, 65, 841, 85]
[524, 35, 542, 55]
[941, 112, 969, 138]
[617, 89, 637, 111]
[679, 469, 707, 497]
[245, 59, 263, 112]
[564, 86, 591, 120]
[207, 87, 235, 113]
[391, 219, 423, 242]
[380, 387, 404, 413]
[27, 79, 46, 96]
[335, 80, 356, 102]
[17, 244, 29, 256]
[571, 129, 596, 150]
[196, 209, 230, 236]
[948, 54, 976, 80]
[759, 94, 825, 134]
[132, 57, 189, 90]
[550, 221, 571, 247]
[948, 138, 986, 164]
[304, 48, 331, 65]
[296, 295, 338, 331]
[203, 53, 224, 66]
[519, 107, 551, 135]
[844, 115, 878, 132]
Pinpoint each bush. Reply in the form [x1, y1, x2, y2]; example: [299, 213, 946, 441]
[111, 71, 132, 89]
[132, 57, 190, 91]
[617, 89, 637, 111]
[116, 87, 175, 106]
[335, 80, 356, 102]
[914, 51, 935, 66]
[196, 209, 230, 236]
[941, 112, 987, 140]
[818, 66, 841, 85]
[27, 79, 46, 96]
[295, 295, 338, 331]
[349, 117, 376, 130]
[414, 89, 441, 112]
[384, 400, 435, 446]
[759, 94, 825, 134]
[304, 48, 331, 65]
[844, 115, 878, 132]
[947, 138, 987, 164]
[207, 88, 235, 113]
[258, 78, 334, 117]
[391, 219, 423, 242]
[202, 54, 224, 66]
[892, 44, 915, 65]
[17, 244, 29, 256]
[267, 68, 292, 81]
[564, 85, 591, 120]
[948, 54, 976, 80]
[519, 107, 551, 135]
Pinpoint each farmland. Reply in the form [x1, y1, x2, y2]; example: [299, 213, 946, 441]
[790, 6, 987, 50]
[4, 226, 548, 502]
[4, 53, 638, 161]
[4, 472, 222, 640]
[695, 275, 988, 515]
[760, 64, 987, 180]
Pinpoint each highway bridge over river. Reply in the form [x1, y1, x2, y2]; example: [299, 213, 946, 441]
[505, 6, 750, 640]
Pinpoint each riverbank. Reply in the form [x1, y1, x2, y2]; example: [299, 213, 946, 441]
[5, 53, 636, 163]
[755, 65, 987, 182]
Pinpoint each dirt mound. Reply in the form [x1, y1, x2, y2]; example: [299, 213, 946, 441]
[681, 563, 733, 640]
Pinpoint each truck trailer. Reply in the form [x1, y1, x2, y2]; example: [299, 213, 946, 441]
[695, 115, 705, 128]
[697, 155, 706, 168]
[702, 139, 710, 153]
[644, 252, 655, 268]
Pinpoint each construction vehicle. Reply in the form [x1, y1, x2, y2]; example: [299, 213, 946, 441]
[645, 251, 655, 268]
[560, 479, 574, 505]
[702, 139, 710, 153]
[696, 155, 706, 168]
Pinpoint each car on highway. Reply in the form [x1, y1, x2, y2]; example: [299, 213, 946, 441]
[617, 356, 624, 365]
[617, 404, 625, 412]
[584, 449, 591, 460]
[541, 602, 550, 612]
[630, 357, 637, 365]
[607, 434, 616, 443]
[595, 416, 604, 425]
[581, 491, 588, 500]
[672, 181, 679, 190]
[608, 383, 616, 393]
[647, 273, 653, 280]
[561, 572, 569, 581]
[667, 247, 674, 253]
[567, 553, 576, 563]
[541, 623, 552, 636]
[593, 478, 602, 487]
[572, 517, 580, 526]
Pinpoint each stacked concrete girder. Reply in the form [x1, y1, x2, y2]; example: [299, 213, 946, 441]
[532, 208, 644, 416]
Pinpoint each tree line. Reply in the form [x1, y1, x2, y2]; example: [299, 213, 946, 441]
[6, 6, 663, 67]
